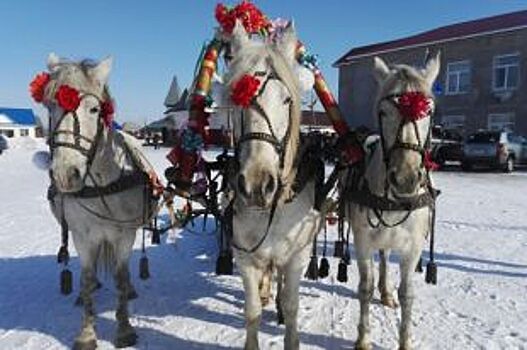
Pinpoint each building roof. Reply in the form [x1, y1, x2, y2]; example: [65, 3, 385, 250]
[334, 10, 527, 66]
[0, 108, 37, 126]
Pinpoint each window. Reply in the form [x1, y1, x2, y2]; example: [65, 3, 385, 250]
[0, 129, 14, 138]
[442, 115, 465, 130]
[493, 54, 519, 91]
[488, 113, 515, 131]
[20, 129, 29, 137]
[446, 61, 471, 94]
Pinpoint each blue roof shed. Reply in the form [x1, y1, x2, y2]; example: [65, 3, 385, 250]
[0, 108, 37, 126]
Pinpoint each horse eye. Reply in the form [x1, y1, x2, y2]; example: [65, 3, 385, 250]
[283, 97, 292, 105]
[90, 107, 100, 114]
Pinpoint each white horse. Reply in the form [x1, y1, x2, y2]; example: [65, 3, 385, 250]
[41, 54, 156, 349]
[343, 53, 440, 350]
[224, 22, 322, 350]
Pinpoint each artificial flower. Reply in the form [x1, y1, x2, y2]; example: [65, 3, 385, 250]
[55, 85, 80, 112]
[231, 74, 260, 107]
[29, 72, 50, 103]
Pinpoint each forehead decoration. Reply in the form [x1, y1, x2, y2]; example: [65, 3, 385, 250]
[394, 92, 432, 121]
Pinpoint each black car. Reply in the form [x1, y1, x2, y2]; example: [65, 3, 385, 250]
[430, 126, 463, 168]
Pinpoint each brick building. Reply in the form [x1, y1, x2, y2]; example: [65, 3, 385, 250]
[334, 10, 527, 136]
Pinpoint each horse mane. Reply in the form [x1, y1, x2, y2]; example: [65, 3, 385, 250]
[225, 42, 301, 194]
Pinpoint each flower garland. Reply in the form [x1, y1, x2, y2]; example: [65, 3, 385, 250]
[231, 74, 260, 107]
[29, 73, 115, 128]
[396, 92, 431, 121]
[215, 1, 270, 35]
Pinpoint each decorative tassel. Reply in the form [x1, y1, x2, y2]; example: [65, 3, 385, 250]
[139, 255, 150, 280]
[415, 257, 423, 273]
[337, 260, 348, 283]
[343, 247, 351, 265]
[151, 230, 161, 245]
[333, 240, 344, 258]
[216, 252, 234, 275]
[305, 256, 318, 280]
[318, 257, 329, 278]
[60, 268, 73, 295]
[425, 261, 437, 285]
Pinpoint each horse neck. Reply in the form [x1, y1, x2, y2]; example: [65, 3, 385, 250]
[88, 130, 128, 186]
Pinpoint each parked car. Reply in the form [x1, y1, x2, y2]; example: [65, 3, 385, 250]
[0, 135, 8, 155]
[462, 130, 527, 172]
[430, 126, 463, 168]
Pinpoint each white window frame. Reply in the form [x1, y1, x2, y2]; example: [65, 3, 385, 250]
[445, 60, 471, 95]
[488, 113, 515, 131]
[441, 115, 465, 130]
[20, 129, 29, 137]
[493, 53, 520, 91]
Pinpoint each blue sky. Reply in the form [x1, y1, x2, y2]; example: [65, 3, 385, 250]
[1, 0, 525, 124]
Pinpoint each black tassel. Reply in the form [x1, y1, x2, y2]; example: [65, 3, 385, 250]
[151, 230, 161, 245]
[216, 252, 234, 275]
[343, 247, 351, 265]
[425, 261, 437, 285]
[333, 240, 344, 258]
[60, 268, 73, 295]
[305, 256, 318, 280]
[139, 255, 150, 280]
[318, 257, 330, 278]
[337, 260, 348, 283]
[415, 257, 423, 273]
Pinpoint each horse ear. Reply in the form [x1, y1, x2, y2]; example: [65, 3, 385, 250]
[91, 56, 113, 85]
[47, 52, 60, 71]
[423, 51, 441, 85]
[230, 20, 250, 56]
[373, 56, 390, 84]
[275, 21, 297, 64]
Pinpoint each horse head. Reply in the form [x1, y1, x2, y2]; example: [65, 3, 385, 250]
[372, 52, 440, 198]
[37, 54, 114, 193]
[225, 21, 305, 208]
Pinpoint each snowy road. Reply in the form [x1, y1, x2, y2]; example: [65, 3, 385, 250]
[0, 142, 526, 349]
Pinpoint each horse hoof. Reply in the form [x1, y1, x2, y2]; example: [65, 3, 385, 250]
[73, 339, 97, 350]
[114, 328, 138, 348]
[260, 296, 270, 307]
[355, 341, 372, 350]
[381, 296, 399, 309]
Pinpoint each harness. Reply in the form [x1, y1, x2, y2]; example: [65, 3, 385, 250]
[345, 92, 440, 228]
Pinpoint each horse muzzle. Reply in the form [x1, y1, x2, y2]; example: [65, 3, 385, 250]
[237, 171, 278, 209]
[52, 163, 85, 193]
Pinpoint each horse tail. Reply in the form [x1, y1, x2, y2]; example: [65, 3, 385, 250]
[97, 241, 116, 276]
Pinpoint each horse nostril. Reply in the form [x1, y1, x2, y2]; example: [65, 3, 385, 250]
[238, 174, 248, 197]
[265, 175, 275, 195]
[67, 166, 81, 181]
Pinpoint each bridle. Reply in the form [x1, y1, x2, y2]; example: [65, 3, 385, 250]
[230, 67, 296, 254]
[235, 69, 294, 173]
[377, 92, 435, 193]
[48, 93, 106, 185]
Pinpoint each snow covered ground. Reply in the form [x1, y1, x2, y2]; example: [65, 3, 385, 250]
[0, 142, 526, 350]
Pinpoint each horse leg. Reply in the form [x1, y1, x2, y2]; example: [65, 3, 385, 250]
[275, 269, 284, 325]
[356, 256, 374, 350]
[259, 265, 273, 307]
[398, 250, 421, 350]
[239, 264, 264, 350]
[280, 262, 303, 350]
[73, 247, 98, 350]
[378, 249, 398, 308]
[112, 236, 138, 348]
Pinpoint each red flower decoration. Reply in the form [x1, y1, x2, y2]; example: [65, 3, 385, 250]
[215, 1, 270, 34]
[396, 92, 431, 121]
[424, 150, 439, 171]
[55, 85, 80, 112]
[231, 74, 260, 107]
[29, 72, 50, 103]
[101, 100, 114, 128]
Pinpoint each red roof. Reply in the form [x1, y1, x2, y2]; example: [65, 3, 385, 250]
[334, 10, 527, 66]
